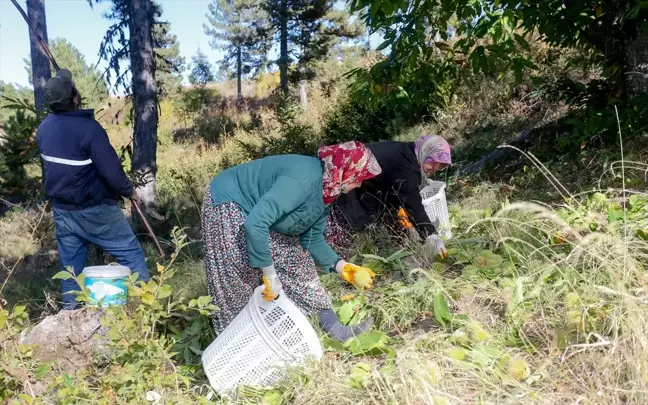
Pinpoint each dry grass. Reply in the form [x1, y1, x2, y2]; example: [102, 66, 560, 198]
[0, 205, 52, 262]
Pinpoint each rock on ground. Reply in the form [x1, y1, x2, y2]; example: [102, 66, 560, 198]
[19, 308, 105, 371]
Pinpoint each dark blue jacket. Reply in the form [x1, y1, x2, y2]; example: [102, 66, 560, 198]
[36, 109, 133, 210]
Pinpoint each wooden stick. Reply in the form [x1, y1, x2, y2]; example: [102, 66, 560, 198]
[10, 0, 60, 71]
[131, 199, 165, 259]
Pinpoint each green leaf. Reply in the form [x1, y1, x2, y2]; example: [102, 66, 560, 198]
[262, 390, 283, 405]
[375, 39, 391, 51]
[197, 296, 213, 308]
[76, 273, 86, 288]
[9, 305, 26, 319]
[52, 271, 74, 281]
[18, 394, 35, 404]
[347, 362, 372, 389]
[188, 341, 203, 356]
[608, 209, 624, 223]
[36, 364, 51, 380]
[446, 346, 467, 360]
[360, 254, 388, 263]
[386, 248, 410, 262]
[434, 292, 452, 327]
[0, 309, 8, 329]
[514, 34, 530, 51]
[322, 338, 346, 353]
[157, 284, 173, 299]
[348, 331, 389, 355]
[337, 301, 356, 325]
[63, 374, 74, 390]
[141, 291, 155, 306]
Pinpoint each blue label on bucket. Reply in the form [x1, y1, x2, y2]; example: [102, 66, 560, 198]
[84, 277, 128, 307]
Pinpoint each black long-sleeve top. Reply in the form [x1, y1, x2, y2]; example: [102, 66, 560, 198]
[335, 141, 436, 237]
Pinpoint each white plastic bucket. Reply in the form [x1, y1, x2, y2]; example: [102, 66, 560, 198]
[202, 285, 323, 398]
[420, 180, 452, 239]
[82, 264, 131, 307]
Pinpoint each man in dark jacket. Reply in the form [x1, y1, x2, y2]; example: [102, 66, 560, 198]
[37, 69, 149, 309]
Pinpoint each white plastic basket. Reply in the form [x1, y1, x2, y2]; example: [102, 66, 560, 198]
[202, 285, 323, 398]
[419, 180, 452, 239]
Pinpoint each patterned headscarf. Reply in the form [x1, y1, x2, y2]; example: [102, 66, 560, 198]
[414, 135, 451, 179]
[318, 141, 382, 206]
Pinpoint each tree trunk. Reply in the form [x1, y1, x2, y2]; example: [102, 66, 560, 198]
[299, 79, 308, 109]
[236, 46, 243, 106]
[129, 0, 159, 209]
[26, 0, 51, 111]
[279, 0, 288, 93]
[625, 30, 648, 97]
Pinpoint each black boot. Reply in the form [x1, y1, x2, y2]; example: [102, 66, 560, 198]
[317, 308, 372, 342]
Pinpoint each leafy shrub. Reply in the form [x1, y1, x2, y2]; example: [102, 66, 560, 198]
[173, 87, 221, 125]
[0, 104, 43, 198]
[321, 99, 397, 145]
[0, 228, 218, 404]
[322, 59, 457, 145]
[238, 95, 319, 158]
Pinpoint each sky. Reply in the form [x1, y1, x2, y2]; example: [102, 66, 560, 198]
[0, 0, 381, 91]
[0, 0, 224, 88]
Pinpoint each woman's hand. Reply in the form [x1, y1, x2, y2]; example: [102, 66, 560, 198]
[426, 234, 448, 259]
[261, 265, 282, 301]
[335, 261, 376, 290]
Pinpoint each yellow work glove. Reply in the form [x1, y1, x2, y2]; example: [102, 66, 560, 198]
[335, 261, 376, 290]
[261, 265, 282, 301]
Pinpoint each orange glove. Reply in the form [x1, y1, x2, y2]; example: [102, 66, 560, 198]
[397, 207, 414, 230]
[335, 261, 376, 290]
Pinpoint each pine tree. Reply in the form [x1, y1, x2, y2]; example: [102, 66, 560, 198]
[264, 0, 363, 98]
[92, 0, 159, 207]
[25, 0, 51, 111]
[153, 5, 186, 97]
[204, 0, 269, 103]
[0, 109, 41, 196]
[188, 48, 215, 87]
[0, 82, 34, 124]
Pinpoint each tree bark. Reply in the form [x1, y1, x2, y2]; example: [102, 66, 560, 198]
[26, 0, 51, 111]
[129, 0, 159, 209]
[625, 29, 648, 97]
[299, 79, 308, 109]
[236, 46, 243, 106]
[279, 0, 288, 93]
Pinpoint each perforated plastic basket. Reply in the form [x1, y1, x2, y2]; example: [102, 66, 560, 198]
[419, 180, 452, 239]
[202, 285, 323, 398]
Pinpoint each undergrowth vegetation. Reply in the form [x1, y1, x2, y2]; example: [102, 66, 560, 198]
[3, 154, 648, 403]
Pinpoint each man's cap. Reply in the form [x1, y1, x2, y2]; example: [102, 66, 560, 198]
[45, 69, 74, 107]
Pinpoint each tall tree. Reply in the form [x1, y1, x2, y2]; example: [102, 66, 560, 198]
[24, 38, 109, 109]
[26, 0, 51, 111]
[264, 0, 363, 98]
[92, 0, 159, 207]
[188, 48, 215, 87]
[204, 0, 269, 103]
[129, 0, 159, 209]
[154, 6, 186, 97]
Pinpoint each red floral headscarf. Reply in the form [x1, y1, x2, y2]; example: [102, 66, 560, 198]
[317, 141, 382, 206]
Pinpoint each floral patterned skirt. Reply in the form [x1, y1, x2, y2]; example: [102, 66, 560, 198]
[201, 190, 332, 334]
[325, 203, 354, 253]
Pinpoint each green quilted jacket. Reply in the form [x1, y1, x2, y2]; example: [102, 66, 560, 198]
[210, 154, 339, 269]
